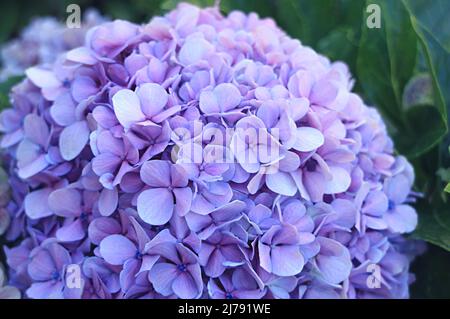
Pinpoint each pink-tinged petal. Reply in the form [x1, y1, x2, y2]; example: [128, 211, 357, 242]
[112, 89, 146, 129]
[311, 79, 339, 105]
[98, 188, 118, 217]
[287, 70, 313, 98]
[324, 166, 351, 194]
[271, 245, 304, 276]
[25, 67, 61, 89]
[137, 188, 174, 225]
[293, 127, 324, 152]
[48, 188, 82, 217]
[175, 3, 200, 31]
[173, 187, 192, 217]
[137, 83, 169, 118]
[66, 47, 97, 65]
[59, 121, 90, 161]
[266, 172, 297, 197]
[323, 148, 355, 163]
[99, 234, 136, 265]
[24, 188, 52, 219]
[148, 262, 177, 296]
[140, 160, 171, 187]
[23, 114, 49, 147]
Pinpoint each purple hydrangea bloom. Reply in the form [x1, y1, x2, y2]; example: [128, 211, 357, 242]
[0, 2, 421, 299]
[0, 10, 107, 82]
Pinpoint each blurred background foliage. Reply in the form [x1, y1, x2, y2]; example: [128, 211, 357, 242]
[0, 0, 450, 298]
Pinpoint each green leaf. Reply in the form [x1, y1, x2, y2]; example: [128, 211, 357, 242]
[402, 0, 450, 52]
[160, 0, 273, 16]
[437, 168, 450, 183]
[401, 0, 450, 251]
[160, 0, 214, 11]
[317, 27, 358, 71]
[357, 0, 417, 129]
[0, 1, 20, 43]
[445, 183, 450, 193]
[396, 105, 447, 157]
[221, 0, 274, 16]
[276, 0, 364, 48]
[414, 203, 450, 252]
[401, 0, 450, 151]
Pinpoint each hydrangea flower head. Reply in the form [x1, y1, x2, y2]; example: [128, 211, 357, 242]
[0, 2, 420, 299]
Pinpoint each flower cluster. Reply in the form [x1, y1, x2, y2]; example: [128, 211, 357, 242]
[0, 3, 420, 299]
[0, 166, 20, 299]
[0, 9, 106, 82]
